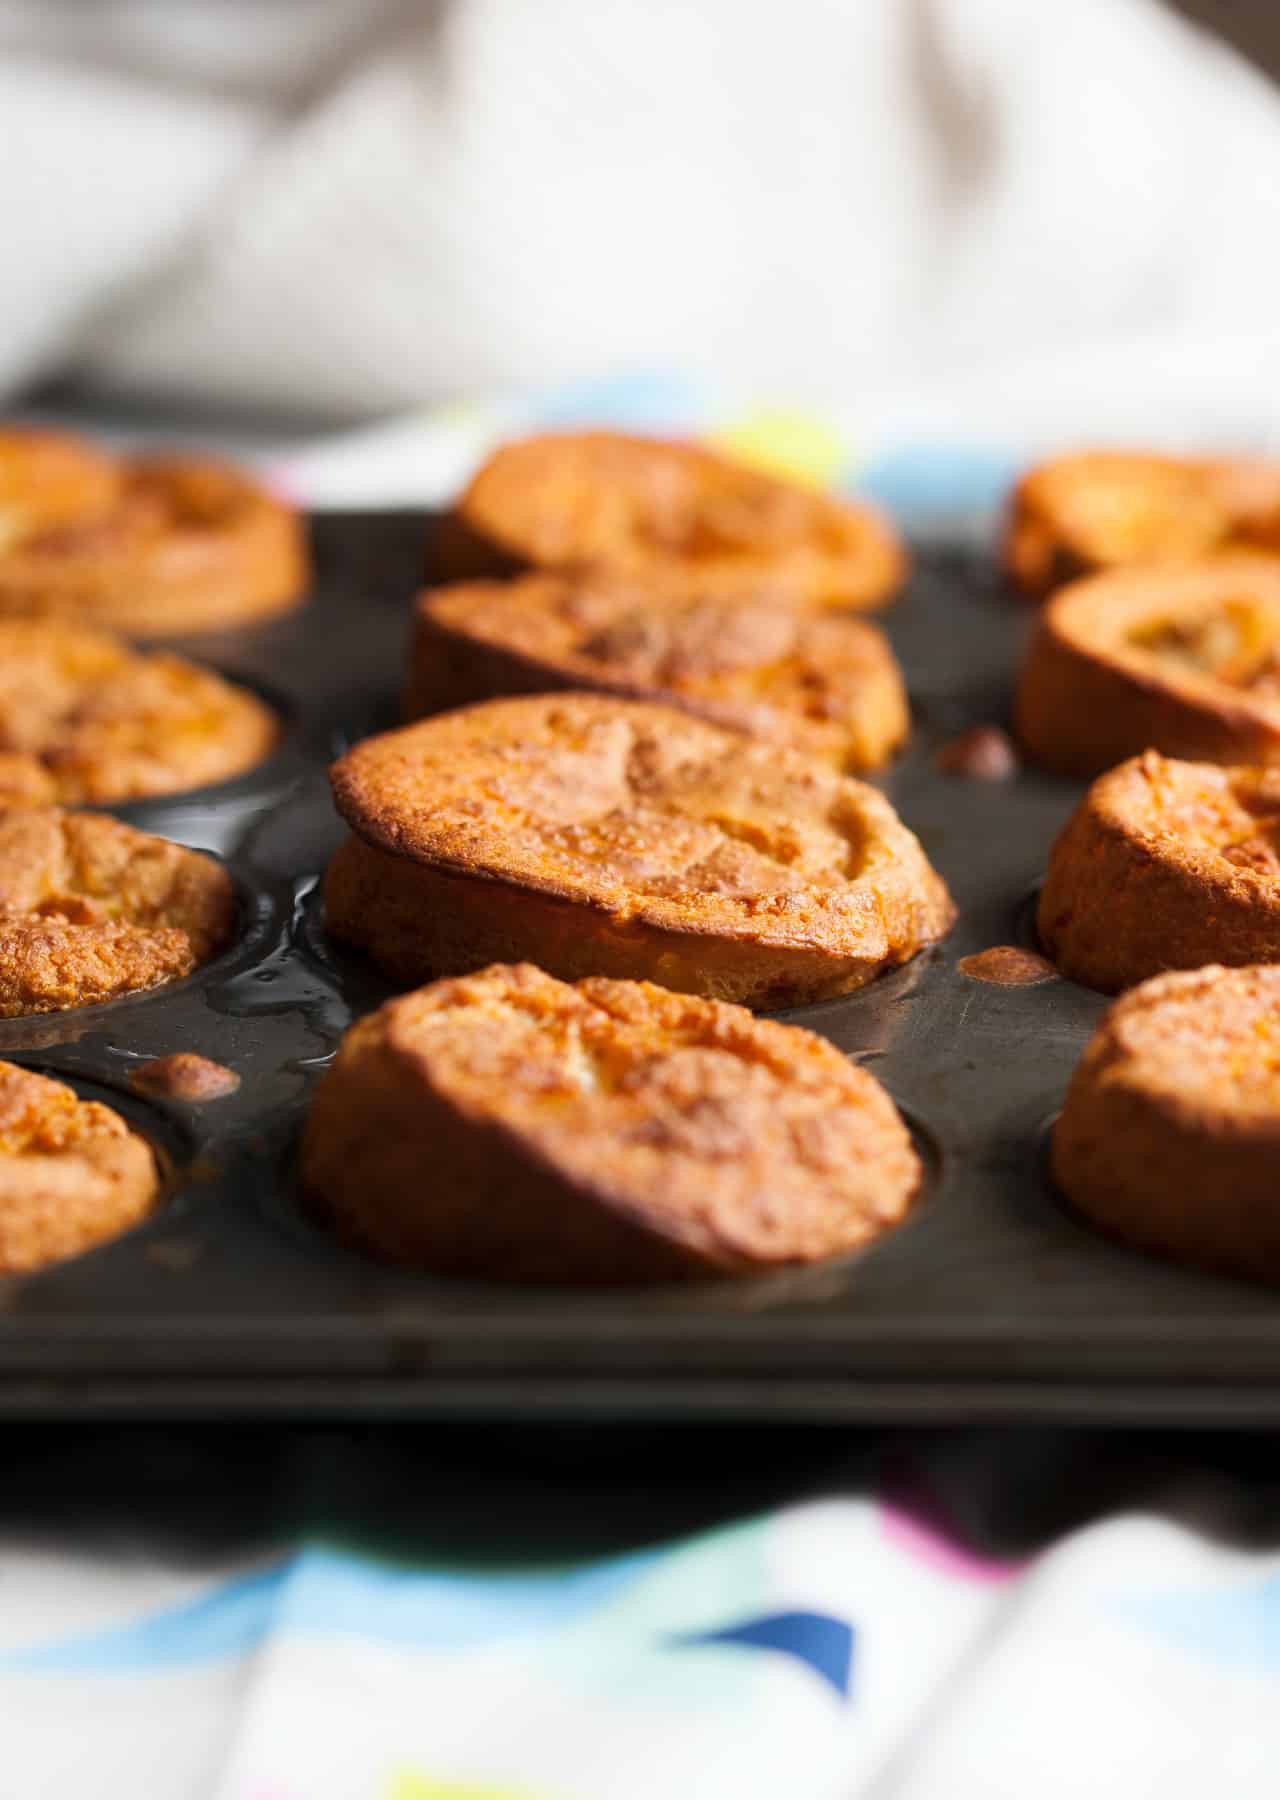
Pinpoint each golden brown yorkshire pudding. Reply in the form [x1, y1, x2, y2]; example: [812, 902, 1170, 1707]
[0, 428, 121, 552]
[1015, 555, 1280, 776]
[435, 431, 906, 612]
[1039, 751, 1280, 991]
[301, 962, 922, 1283]
[324, 693, 954, 1009]
[0, 1060, 160, 1272]
[406, 574, 910, 773]
[1004, 450, 1280, 597]
[0, 619, 278, 805]
[1054, 963, 1280, 1285]
[0, 453, 308, 636]
[0, 807, 235, 1016]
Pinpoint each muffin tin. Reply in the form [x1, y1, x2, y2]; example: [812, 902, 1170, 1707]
[5, 509, 1280, 1424]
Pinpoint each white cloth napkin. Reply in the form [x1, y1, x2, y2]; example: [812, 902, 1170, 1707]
[1, 1424, 1277, 1800]
[2, 0, 1280, 418]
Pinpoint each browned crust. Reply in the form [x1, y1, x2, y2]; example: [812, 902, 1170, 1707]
[0, 618, 278, 804]
[0, 808, 235, 1016]
[0, 1060, 159, 1272]
[438, 432, 906, 612]
[0, 428, 121, 550]
[1039, 752, 1280, 992]
[1003, 450, 1280, 598]
[405, 574, 910, 772]
[1014, 555, 1280, 776]
[299, 962, 922, 1282]
[324, 694, 954, 1008]
[1052, 964, 1280, 1283]
[0, 454, 309, 636]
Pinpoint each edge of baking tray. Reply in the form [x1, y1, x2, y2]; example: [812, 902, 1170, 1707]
[6, 1372, 1280, 1425]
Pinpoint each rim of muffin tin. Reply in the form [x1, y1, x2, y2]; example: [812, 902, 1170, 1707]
[0, 852, 293, 1056]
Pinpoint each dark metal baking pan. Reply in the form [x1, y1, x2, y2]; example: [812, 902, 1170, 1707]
[2, 511, 1278, 1425]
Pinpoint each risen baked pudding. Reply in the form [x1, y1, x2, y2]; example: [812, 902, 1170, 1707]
[301, 962, 923, 1282]
[436, 431, 906, 612]
[406, 573, 910, 772]
[0, 450, 307, 636]
[1054, 963, 1280, 1284]
[1004, 450, 1280, 597]
[0, 619, 278, 804]
[1040, 751, 1280, 991]
[0, 427, 120, 552]
[0, 1061, 159, 1272]
[1016, 555, 1280, 776]
[0, 808, 235, 1016]
[324, 693, 954, 1009]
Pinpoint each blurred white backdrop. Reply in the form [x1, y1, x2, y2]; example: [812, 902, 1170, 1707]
[3, 0, 1280, 420]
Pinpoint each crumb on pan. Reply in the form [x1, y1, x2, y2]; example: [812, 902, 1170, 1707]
[935, 725, 1020, 781]
[130, 1053, 240, 1102]
[958, 946, 1057, 985]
